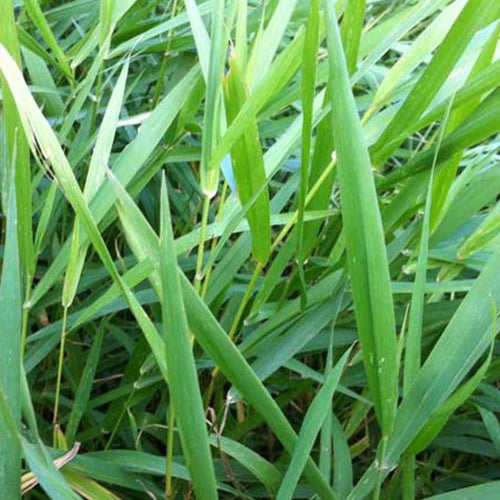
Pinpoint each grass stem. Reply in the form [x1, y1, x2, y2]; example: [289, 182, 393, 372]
[194, 195, 211, 293]
[53, 306, 69, 438]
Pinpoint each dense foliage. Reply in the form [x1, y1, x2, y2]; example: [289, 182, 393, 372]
[0, 1, 499, 499]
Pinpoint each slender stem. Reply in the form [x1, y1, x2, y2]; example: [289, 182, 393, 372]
[230, 263, 263, 342]
[194, 196, 211, 293]
[270, 156, 337, 257]
[401, 453, 416, 500]
[201, 181, 228, 299]
[204, 376, 217, 410]
[152, 0, 179, 108]
[204, 158, 337, 407]
[53, 306, 69, 432]
[179, 194, 201, 235]
[105, 374, 142, 450]
[205, 262, 263, 407]
[165, 405, 176, 498]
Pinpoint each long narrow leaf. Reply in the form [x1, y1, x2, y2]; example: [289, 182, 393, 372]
[159, 177, 218, 500]
[322, 0, 398, 436]
[0, 175, 22, 498]
[223, 52, 271, 264]
[109, 171, 337, 499]
[276, 349, 350, 500]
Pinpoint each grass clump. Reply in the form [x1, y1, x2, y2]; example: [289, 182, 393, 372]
[1, 1, 500, 499]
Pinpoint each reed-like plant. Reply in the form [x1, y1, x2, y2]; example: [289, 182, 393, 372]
[1, 1, 499, 499]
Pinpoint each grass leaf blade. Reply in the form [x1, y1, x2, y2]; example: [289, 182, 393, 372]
[322, 0, 398, 435]
[159, 177, 218, 500]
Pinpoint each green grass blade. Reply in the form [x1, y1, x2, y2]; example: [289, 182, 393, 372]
[0, 176, 22, 499]
[416, 60, 500, 132]
[86, 61, 129, 201]
[28, 63, 200, 308]
[0, 0, 34, 278]
[340, 0, 365, 75]
[423, 481, 500, 499]
[159, 176, 218, 500]
[403, 97, 452, 394]
[372, 0, 500, 164]
[371, 0, 466, 112]
[322, 0, 398, 436]
[22, 46, 64, 116]
[409, 348, 494, 456]
[66, 326, 105, 446]
[248, 0, 299, 88]
[90, 66, 199, 212]
[300, 90, 335, 257]
[200, 0, 227, 196]
[223, 51, 271, 264]
[356, 0, 447, 83]
[430, 20, 500, 230]
[478, 407, 500, 456]
[386, 252, 500, 465]
[332, 413, 353, 499]
[107, 170, 337, 499]
[406, 324, 496, 456]
[180, 274, 337, 499]
[276, 350, 350, 500]
[108, 2, 211, 59]
[0, 40, 168, 383]
[210, 28, 305, 172]
[296, 0, 320, 264]
[377, 87, 500, 191]
[458, 200, 500, 259]
[99, 0, 116, 47]
[402, 184, 430, 393]
[22, 0, 73, 81]
[5, 4, 500, 497]
[33, 179, 57, 259]
[61, 469, 120, 500]
[234, 0, 247, 67]
[184, 0, 211, 77]
[63, 61, 129, 308]
[210, 434, 282, 494]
